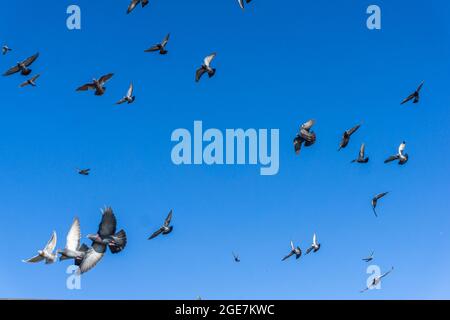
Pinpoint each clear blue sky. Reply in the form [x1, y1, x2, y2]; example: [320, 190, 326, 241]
[1, 0, 449, 299]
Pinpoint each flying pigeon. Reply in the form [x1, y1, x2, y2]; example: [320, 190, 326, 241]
[362, 251, 374, 263]
[384, 141, 409, 165]
[282, 241, 302, 261]
[401, 81, 424, 105]
[57, 218, 89, 264]
[238, 0, 253, 10]
[116, 83, 135, 105]
[127, 0, 149, 14]
[339, 124, 360, 151]
[3, 52, 39, 76]
[77, 168, 90, 176]
[305, 233, 321, 254]
[360, 267, 394, 293]
[232, 252, 241, 263]
[372, 192, 389, 217]
[144, 34, 170, 55]
[76, 73, 114, 96]
[19, 74, 40, 88]
[2, 45, 12, 55]
[293, 119, 316, 155]
[148, 210, 173, 240]
[23, 231, 57, 264]
[351, 143, 369, 163]
[77, 207, 127, 274]
[196, 53, 217, 82]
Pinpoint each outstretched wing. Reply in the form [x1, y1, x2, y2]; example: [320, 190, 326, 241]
[359, 143, 365, 158]
[22, 255, 45, 263]
[3, 65, 20, 76]
[416, 81, 424, 93]
[148, 228, 163, 240]
[164, 210, 173, 227]
[66, 218, 81, 251]
[127, 0, 140, 14]
[76, 83, 95, 91]
[99, 73, 114, 85]
[398, 142, 406, 156]
[127, 83, 134, 97]
[22, 53, 39, 67]
[204, 53, 216, 67]
[195, 67, 207, 82]
[161, 33, 170, 47]
[78, 245, 105, 274]
[144, 45, 160, 52]
[282, 251, 294, 261]
[301, 119, 315, 131]
[98, 207, 117, 237]
[375, 192, 389, 201]
[384, 155, 399, 163]
[44, 231, 57, 254]
[347, 124, 361, 136]
[401, 93, 415, 105]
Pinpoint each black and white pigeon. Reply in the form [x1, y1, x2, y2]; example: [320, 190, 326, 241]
[127, 0, 149, 14]
[293, 119, 316, 155]
[384, 141, 409, 165]
[339, 124, 361, 151]
[362, 251, 374, 263]
[372, 192, 389, 217]
[77, 168, 90, 176]
[196, 53, 217, 82]
[282, 241, 302, 261]
[148, 210, 173, 240]
[3, 52, 39, 76]
[351, 143, 369, 163]
[232, 252, 241, 263]
[23, 231, 57, 264]
[306, 233, 321, 254]
[238, 0, 253, 10]
[19, 74, 40, 88]
[144, 34, 170, 55]
[57, 218, 89, 264]
[360, 267, 394, 293]
[76, 73, 114, 96]
[77, 207, 127, 274]
[401, 81, 424, 105]
[116, 83, 135, 105]
[2, 45, 12, 55]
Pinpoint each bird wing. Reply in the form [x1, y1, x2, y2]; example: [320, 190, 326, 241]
[313, 233, 317, 246]
[22, 53, 39, 67]
[127, 0, 140, 14]
[127, 83, 133, 97]
[359, 143, 365, 158]
[22, 254, 45, 263]
[416, 81, 424, 93]
[3, 65, 20, 76]
[380, 267, 394, 279]
[238, 0, 244, 9]
[347, 124, 361, 136]
[66, 218, 81, 251]
[282, 251, 294, 261]
[161, 33, 170, 47]
[78, 245, 105, 274]
[293, 135, 303, 154]
[76, 83, 95, 91]
[301, 119, 315, 131]
[116, 98, 127, 105]
[164, 210, 173, 227]
[204, 53, 216, 67]
[398, 142, 406, 155]
[98, 207, 117, 237]
[290, 241, 295, 251]
[401, 93, 415, 105]
[376, 192, 388, 200]
[384, 155, 399, 163]
[44, 231, 57, 254]
[195, 67, 207, 82]
[144, 45, 160, 52]
[99, 73, 114, 85]
[19, 80, 29, 87]
[30, 74, 40, 82]
[148, 228, 163, 240]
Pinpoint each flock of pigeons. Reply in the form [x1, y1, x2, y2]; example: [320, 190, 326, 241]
[1, 1, 422, 293]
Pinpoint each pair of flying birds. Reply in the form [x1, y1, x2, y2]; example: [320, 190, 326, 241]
[282, 233, 321, 262]
[2, 52, 41, 88]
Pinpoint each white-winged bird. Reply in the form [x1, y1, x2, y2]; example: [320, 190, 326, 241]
[57, 218, 88, 264]
[372, 192, 389, 217]
[238, 0, 253, 10]
[351, 143, 369, 164]
[384, 141, 409, 165]
[78, 207, 127, 274]
[127, 0, 149, 14]
[3, 52, 39, 76]
[148, 210, 174, 240]
[2, 45, 12, 55]
[282, 241, 302, 261]
[22, 231, 58, 264]
[306, 233, 321, 254]
[339, 124, 360, 151]
[76, 73, 114, 96]
[360, 267, 394, 293]
[19, 74, 40, 88]
[401, 81, 424, 105]
[145, 34, 170, 55]
[293, 119, 316, 155]
[116, 83, 135, 105]
[196, 53, 217, 82]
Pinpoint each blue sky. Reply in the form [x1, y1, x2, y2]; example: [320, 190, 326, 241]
[0, 0, 450, 299]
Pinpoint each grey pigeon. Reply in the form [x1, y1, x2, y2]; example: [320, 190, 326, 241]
[23, 231, 57, 264]
[77, 168, 90, 176]
[77, 207, 127, 274]
[127, 0, 149, 14]
[116, 83, 135, 105]
[196, 53, 216, 82]
[238, 0, 253, 10]
[76, 73, 114, 96]
[19, 74, 40, 88]
[362, 251, 374, 263]
[351, 143, 369, 163]
[144, 34, 170, 55]
[3, 52, 39, 76]
[293, 119, 316, 155]
[305, 233, 321, 254]
[232, 252, 240, 263]
[372, 192, 389, 217]
[401, 81, 424, 105]
[2, 45, 12, 55]
[57, 218, 88, 264]
[148, 210, 173, 240]
[360, 267, 394, 293]
[339, 124, 360, 150]
[282, 241, 302, 261]
[384, 141, 409, 165]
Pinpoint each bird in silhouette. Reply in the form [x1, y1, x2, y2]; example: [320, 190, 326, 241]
[294, 119, 316, 155]
[19, 74, 40, 88]
[232, 252, 241, 263]
[2, 45, 12, 55]
[76, 73, 114, 96]
[306, 233, 321, 254]
[127, 0, 149, 14]
[116, 83, 135, 105]
[238, 0, 253, 10]
[351, 143, 369, 163]
[148, 210, 173, 240]
[77, 168, 90, 176]
[360, 267, 394, 293]
[384, 141, 409, 165]
[339, 124, 360, 150]
[372, 192, 389, 217]
[282, 241, 302, 261]
[3, 53, 39, 76]
[145, 34, 170, 55]
[401, 81, 424, 105]
[362, 251, 374, 263]
[196, 53, 217, 82]
[23, 231, 57, 264]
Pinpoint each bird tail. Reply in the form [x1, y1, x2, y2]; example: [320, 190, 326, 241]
[208, 69, 216, 78]
[21, 68, 32, 76]
[109, 229, 127, 254]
